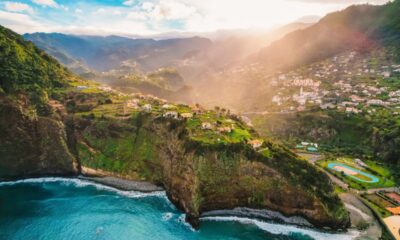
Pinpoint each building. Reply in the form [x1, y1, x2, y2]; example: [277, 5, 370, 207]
[387, 207, 400, 215]
[77, 86, 88, 90]
[248, 139, 263, 149]
[163, 111, 179, 119]
[346, 107, 361, 114]
[354, 158, 367, 168]
[142, 104, 152, 112]
[162, 104, 175, 109]
[126, 99, 139, 109]
[367, 99, 386, 106]
[217, 127, 232, 133]
[181, 113, 193, 119]
[320, 103, 336, 110]
[350, 95, 364, 103]
[201, 122, 213, 130]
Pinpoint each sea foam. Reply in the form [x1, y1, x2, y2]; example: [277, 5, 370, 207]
[0, 177, 166, 199]
[201, 216, 360, 240]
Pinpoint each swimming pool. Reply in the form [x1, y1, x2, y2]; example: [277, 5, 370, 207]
[327, 163, 379, 183]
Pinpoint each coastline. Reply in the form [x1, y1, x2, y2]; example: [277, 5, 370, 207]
[76, 174, 359, 235]
[79, 166, 163, 192]
[201, 207, 314, 228]
[0, 175, 363, 239]
[78, 176, 163, 192]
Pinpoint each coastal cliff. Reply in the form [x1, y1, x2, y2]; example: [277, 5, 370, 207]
[0, 95, 78, 177]
[74, 111, 349, 230]
[0, 24, 350, 230]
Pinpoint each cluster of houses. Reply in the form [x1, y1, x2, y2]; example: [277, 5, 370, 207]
[122, 93, 245, 137]
[269, 50, 400, 115]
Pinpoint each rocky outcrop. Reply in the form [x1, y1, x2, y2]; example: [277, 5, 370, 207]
[0, 96, 78, 178]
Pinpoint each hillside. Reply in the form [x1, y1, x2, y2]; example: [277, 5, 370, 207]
[256, 0, 400, 71]
[23, 33, 212, 73]
[0, 26, 74, 114]
[23, 22, 312, 83]
[0, 25, 78, 176]
[0, 25, 350, 230]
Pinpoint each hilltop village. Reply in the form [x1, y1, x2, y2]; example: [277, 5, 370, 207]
[266, 49, 400, 115]
[72, 81, 265, 149]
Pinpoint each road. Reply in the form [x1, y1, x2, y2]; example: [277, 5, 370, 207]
[340, 193, 382, 240]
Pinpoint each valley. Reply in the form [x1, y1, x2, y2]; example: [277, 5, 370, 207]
[1, 0, 400, 239]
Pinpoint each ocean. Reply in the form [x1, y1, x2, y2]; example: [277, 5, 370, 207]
[0, 178, 358, 240]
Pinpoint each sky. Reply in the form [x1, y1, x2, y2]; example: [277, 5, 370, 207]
[0, 0, 391, 36]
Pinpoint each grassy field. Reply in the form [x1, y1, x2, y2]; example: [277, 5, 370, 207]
[317, 157, 396, 190]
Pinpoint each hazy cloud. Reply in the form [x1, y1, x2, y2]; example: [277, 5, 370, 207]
[32, 0, 58, 8]
[0, 0, 392, 36]
[289, 0, 390, 4]
[123, 0, 135, 6]
[0, 10, 45, 32]
[4, 2, 33, 13]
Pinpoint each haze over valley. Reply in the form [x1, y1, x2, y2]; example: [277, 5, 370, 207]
[0, 0, 399, 239]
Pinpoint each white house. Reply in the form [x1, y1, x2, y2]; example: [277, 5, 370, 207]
[248, 139, 263, 149]
[181, 113, 193, 119]
[143, 104, 152, 112]
[163, 111, 179, 119]
[201, 122, 213, 130]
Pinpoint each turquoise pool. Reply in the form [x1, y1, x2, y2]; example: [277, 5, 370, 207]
[327, 163, 379, 183]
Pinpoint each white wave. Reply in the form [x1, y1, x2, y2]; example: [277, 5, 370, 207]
[177, 214, 196, 232]
[0, 177, 166, 199]
[201, 216, 359, 240]
[162, 212, 174, 221]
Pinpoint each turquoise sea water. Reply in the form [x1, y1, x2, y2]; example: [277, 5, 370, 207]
[0, 178, 358, 240]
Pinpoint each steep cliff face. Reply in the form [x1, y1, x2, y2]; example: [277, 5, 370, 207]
[0, 95, 78, 178]
[0, 24, 78, 178]
[75, 113, 350, 230]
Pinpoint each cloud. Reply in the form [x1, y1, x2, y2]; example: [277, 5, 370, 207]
[0, 10, 47, 33]
[123, 0, 135, 6]
[32, 0, 58, 8]
[155, 1, 196, 20]
[288, 0, 389, 4]
[0, 0, 392, 36]
[96, 8, 105, 13]
[4, 2, 34, 13]
[131, 1, 196, 21]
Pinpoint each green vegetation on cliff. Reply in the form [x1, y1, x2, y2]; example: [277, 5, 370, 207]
[69, 89, 349, 229]
[0, 25, 74, 114]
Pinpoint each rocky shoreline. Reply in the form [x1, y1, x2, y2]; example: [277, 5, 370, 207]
[79, 176, 164, 192]
[201, 207, 314, 227]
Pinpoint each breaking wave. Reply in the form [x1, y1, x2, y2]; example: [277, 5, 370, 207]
[201, 216, 360, 240]
[0, 177, 166, 199]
